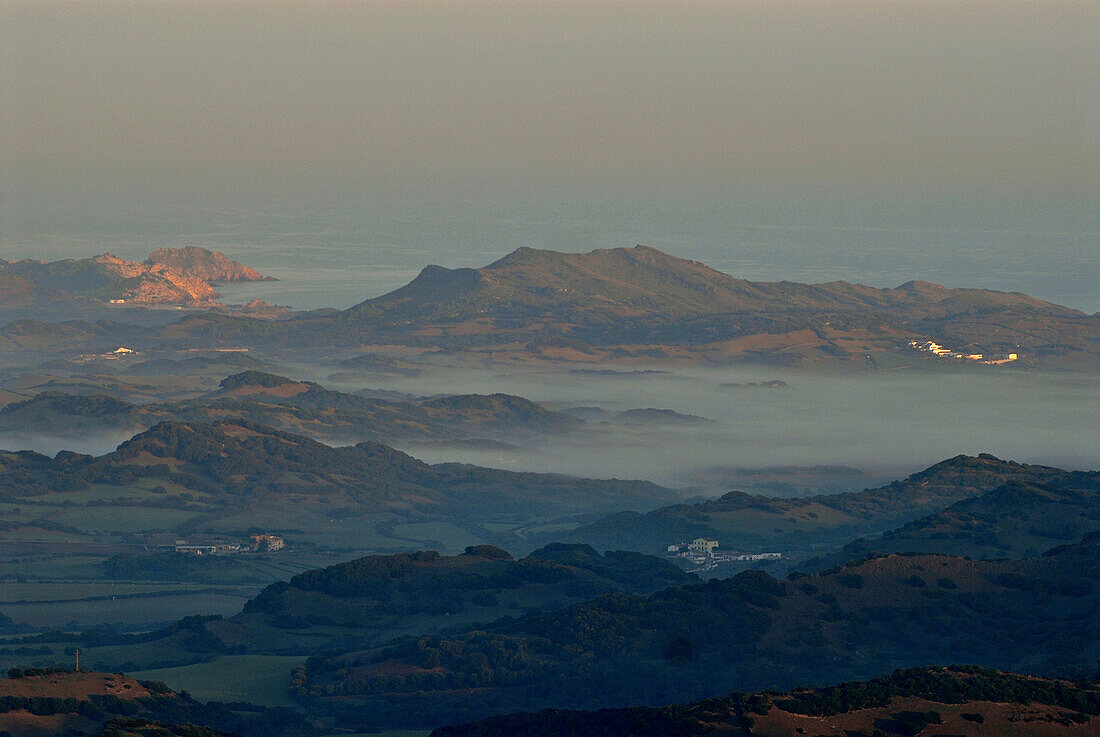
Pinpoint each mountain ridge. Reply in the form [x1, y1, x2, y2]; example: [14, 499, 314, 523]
[4, 245, 1096, 369]
[0, 416, 678, 532]
[304, 245, 1098, 367]
[347, 245, 1080, 322]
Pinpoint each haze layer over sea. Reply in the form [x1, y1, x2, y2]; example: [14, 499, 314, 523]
[3, 194, 1097, 314]
[3, 1, 1097, 312]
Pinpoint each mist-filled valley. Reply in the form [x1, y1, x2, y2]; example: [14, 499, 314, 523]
[332, 364, 1099, 489]
[3, 364, 1093, 494]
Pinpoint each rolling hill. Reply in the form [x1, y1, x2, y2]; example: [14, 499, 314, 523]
[799, 471, 1100, 571]
[0, 418, 677, 582]
[0, 417, 674, 516]
[548, 454, 1073, 559]
[0, 370, 583, 444]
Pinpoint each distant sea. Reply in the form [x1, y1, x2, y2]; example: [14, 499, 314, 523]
[2, 193, 1097, 313]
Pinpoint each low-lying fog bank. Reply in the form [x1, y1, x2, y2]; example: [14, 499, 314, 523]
[1, 364, 1094, 496]
[330, 364, 1099, 492]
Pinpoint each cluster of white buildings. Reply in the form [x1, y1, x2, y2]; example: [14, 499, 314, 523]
[147, 533, 285, 555]
[76, 346, 139, 363]
[666, 538, 782, 570]
[907, 340, 1017, 365]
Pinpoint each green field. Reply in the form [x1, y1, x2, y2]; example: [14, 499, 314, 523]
[133, 654, 307, 707]
[46, 506, 199, 532]
[29, 478, 217, 507]
[2, 589, 255, 627]
[0, 554, 106, 579]
[223, 553, 342, 580]
[203, 510, 416, 551]
[0, 503, 38, 521]
[0, 581, 227, 603]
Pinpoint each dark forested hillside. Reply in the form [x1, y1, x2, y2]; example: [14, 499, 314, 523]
[85, 544, 696, 666]
[291, 536, 1100, 726]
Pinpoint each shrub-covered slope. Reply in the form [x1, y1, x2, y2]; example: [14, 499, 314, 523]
[99, 544, 696, 662]
[293, 536, 1100, 726]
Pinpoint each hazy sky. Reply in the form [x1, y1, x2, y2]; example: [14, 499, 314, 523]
[1, 2, 1097, 310]
[3, 1, 1096, 207]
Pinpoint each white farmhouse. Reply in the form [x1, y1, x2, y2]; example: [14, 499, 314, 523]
[689, 538, 719, 554]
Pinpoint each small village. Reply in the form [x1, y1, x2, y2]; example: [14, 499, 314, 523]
[145, 533, 285, 556]
[908, 339, 1018, 364]
[75, 346, 140, 363]
[666, 538, 782, 572]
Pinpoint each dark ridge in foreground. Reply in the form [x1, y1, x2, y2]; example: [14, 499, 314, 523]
[431, 665, 1100, 737]
[0, 668, 306, 737]
[75, 544, 692, 673]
